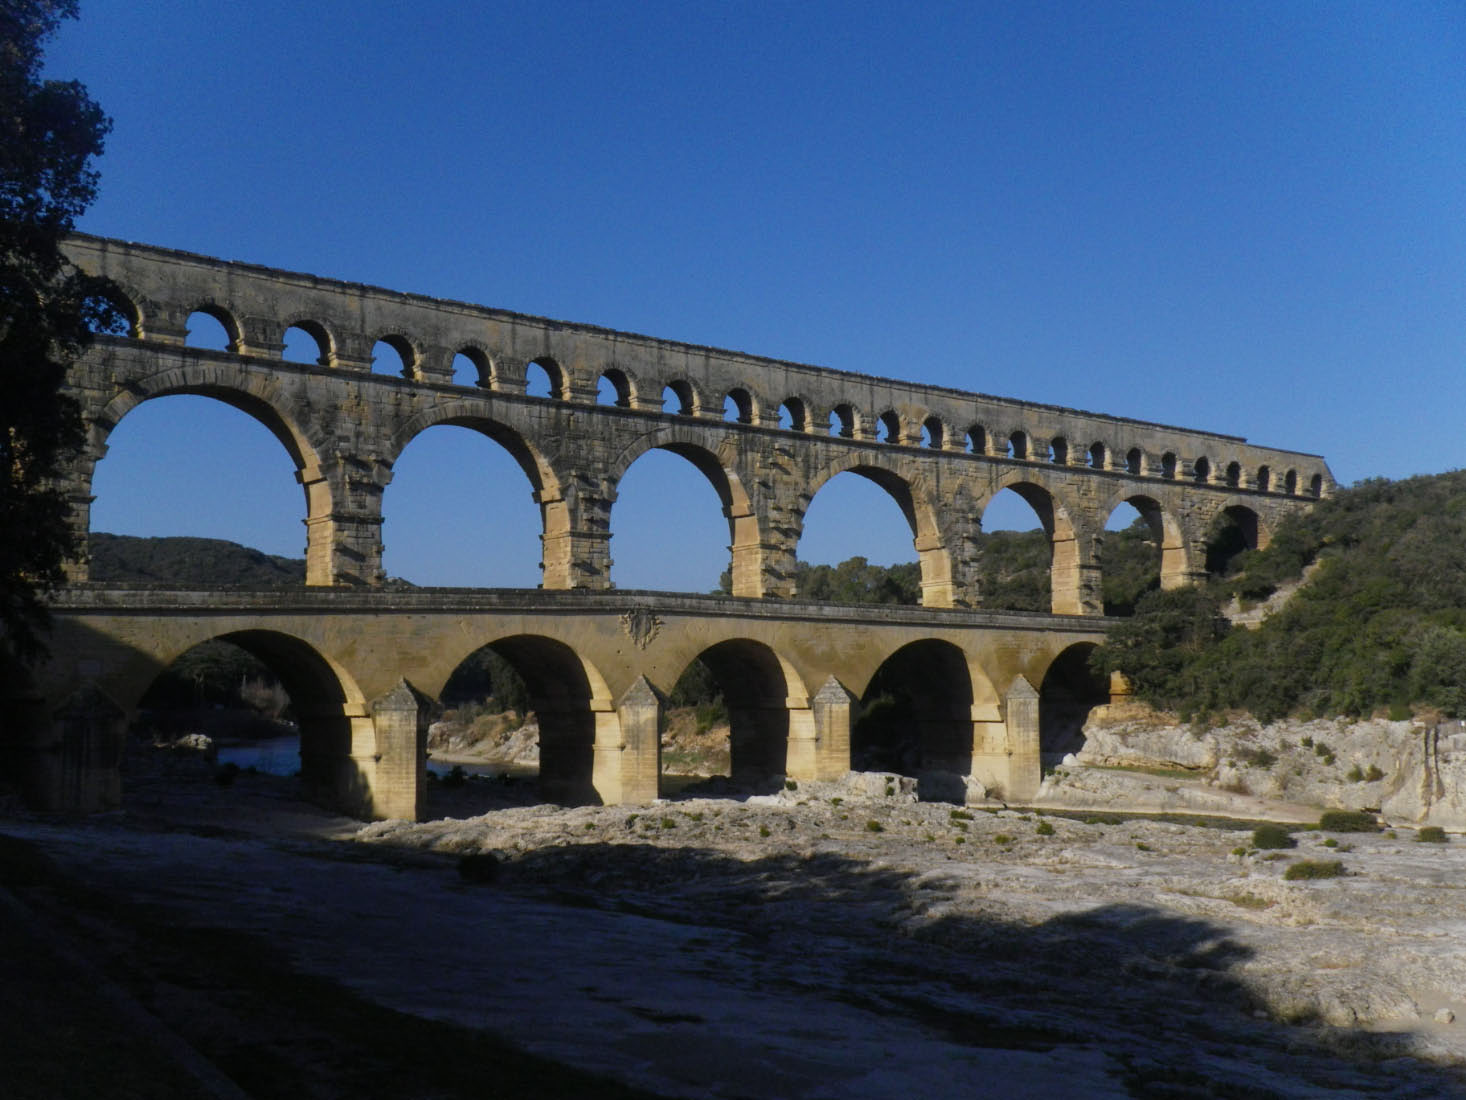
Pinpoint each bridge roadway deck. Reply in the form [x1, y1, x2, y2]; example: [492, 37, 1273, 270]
[22, 587, 1113, 819]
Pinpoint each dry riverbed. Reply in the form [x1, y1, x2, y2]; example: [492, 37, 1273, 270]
[5, 763, 1466, 1098]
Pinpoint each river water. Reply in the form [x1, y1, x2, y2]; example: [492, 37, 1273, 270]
[215, 736, 528, 779]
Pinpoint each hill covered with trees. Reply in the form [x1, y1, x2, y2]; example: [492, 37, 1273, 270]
[1092, 470, 1466, 722]
[89, 533, 306, 587]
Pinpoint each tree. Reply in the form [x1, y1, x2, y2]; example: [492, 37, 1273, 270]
[1, 1, 117, 662]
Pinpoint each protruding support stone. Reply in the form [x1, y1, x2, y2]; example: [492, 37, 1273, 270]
[809, 676, 856, 780]
[603, 677, 661, 804]
[969, 678, 1040, 802]
[1109, 670, 1133, 704]
[369, 679, 433, 821]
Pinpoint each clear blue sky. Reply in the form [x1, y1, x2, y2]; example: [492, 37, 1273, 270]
[51, 1, 1466, 590]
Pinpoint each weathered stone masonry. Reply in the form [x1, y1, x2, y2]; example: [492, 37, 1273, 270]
[2, 236, 1333, 821]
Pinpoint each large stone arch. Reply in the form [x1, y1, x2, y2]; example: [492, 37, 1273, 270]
[388, 403, 572, 587]
[607, 425, 763, 596]
[799, 452, 956, 607]
[84, 363, 334, 583]
[1100, 489, 1191, 593]
[982, 472, 1095, 615]
[435, 633, 615, 805]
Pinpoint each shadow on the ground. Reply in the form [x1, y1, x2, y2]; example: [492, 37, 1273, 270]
[488, 841, 1466, 1100]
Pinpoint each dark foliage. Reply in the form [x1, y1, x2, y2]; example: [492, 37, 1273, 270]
[88, 533, 307, 586]
[1092, 471, 1466, 721]
[1, 1, 118, 661]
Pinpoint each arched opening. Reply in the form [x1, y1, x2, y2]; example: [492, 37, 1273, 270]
[1225, 461, 1242, 488]
[796, 469, 938, 606]
[83, 286, 138, 336]
[662, 640, 791, 797]
[453, 349, 490, 387]
[1039, 643, 1108, 769]
[372, 335, 414, 378]
[282, 322, 330, 365]
[829, 404, 857, 438]
[1102, 499, 1163, 616]
[662, 380, 696, 416]
[966, 425, 987, 454]
[1161, 452, 1177, 479]
[1089, 442, 1107, 470]
[1284, 469, 1298, 495]
[1309, 473, 1324, 498]
[525, 357, 562, 399]
[438, 636, 600, 805]
[1126, 448, 1143, 476]
[724, 388, 754, 423]
[1193, 456, 1211, 484]
[132, 630, 369, 815]
[184, 307, 237, 352]
[779, 398, 806, 431]
[976, 486, 1053, 612]
[919, 417, 944, 449]
[612, 446, 735, 593]
[1257, 465, 1272, 493]
[1049, 437, 1068, 464]
[382, 422, 545, 587]
[855, 640, 974, 799]
[599, 369, 632, 407]
[89, 394, 308, 573]
[1205, 505, 1261, 577]
[874, 410, 901, 444]
[1007, 431, 1028, 460]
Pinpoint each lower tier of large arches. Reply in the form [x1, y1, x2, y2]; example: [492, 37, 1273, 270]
[10, 590, 1112, 820]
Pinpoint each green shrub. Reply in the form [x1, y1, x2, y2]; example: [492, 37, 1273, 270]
[1322, 837, 1338, 848]
[1251, 824, 1296, 849]
[1417, 826, 1448, 843]
[949, 809, 973, 821]
[660, 817, 676, 829]
[1135, 841, 1153, 852]
[1035, 821, 1055, 836]
[1284, 859, 1344, 880]
[1240, 747, 1277, 769]
[758, 825, 771, 838]
[1366, 765, 1385, 781]
[993, 833, 1013, 845]
[784, 779, 797, 791]
[865, 820, 884, 833]
[1346, 764, 1364, 782]
[1318, 810, 1378, 833]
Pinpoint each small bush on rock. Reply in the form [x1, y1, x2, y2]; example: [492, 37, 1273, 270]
[1251, 824, 1296, 850]
[1319, 810, 1378, 833]
[1035, 821, 1055, 836]
[1417, 826, 1449, 843]
[1284, 859, 1344, 880]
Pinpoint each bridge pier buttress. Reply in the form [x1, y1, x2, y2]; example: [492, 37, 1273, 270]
[368, 680, 432, 821]
[967, 678, 1041, 802]
[601, 678, 660, 804]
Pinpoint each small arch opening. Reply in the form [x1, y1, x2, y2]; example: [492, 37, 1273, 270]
[1309, 473, 1324, 498]
[1126, 448, 1143, 476]
[662, 380, 696, 416]
[966, 425, 987, 454]
[526, 357, 563, 399]
[1225, 461, 1242, 488]
[778, 399, 806, 431]
[282, 323, 330, 366]
[920, 417, 944, 449]
[1284, 469, 1298, 495]
[724, 388, 754, 424]
[184, 308, 236, 352]
[1193, 456, 1211, 484]
[874, 410, 901, 444]
[1256, 465, 1272, 493]
[82, 286, 138, 337]
[452, 349, 490, 387]
[829, 404, 857, 439]
[1161, 452, 1177, 479]
[1089, 442, 1107, 470]
[1049, 437, 1068, 464]
[372, 336, 414, 378]
[1007, 431, 1028, 460]
[598, 369, 632, 407]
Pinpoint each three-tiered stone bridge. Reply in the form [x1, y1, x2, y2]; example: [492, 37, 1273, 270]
[3, 236, 1333, 819]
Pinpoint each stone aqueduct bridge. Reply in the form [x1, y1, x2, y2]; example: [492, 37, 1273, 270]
[9, 236, 1334, 820]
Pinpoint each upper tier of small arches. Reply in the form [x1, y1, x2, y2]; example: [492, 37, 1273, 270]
[74, 235, 1333, 500]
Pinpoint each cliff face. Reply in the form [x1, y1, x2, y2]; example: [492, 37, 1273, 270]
[1044, 705, 1466, 828]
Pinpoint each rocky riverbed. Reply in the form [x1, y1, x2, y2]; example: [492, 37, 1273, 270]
[7, 722, 1466, 1098]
